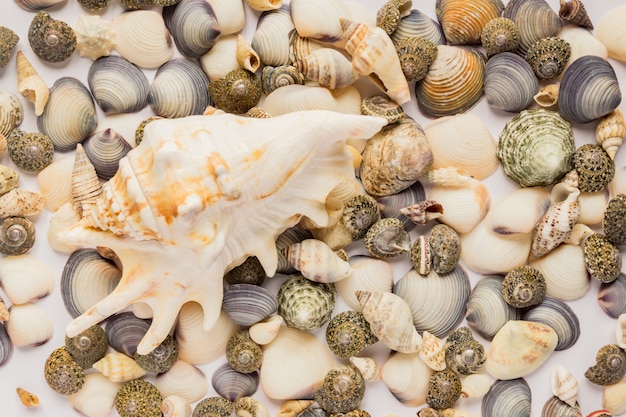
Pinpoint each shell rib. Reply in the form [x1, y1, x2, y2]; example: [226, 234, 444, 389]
[60, 111, 386, 355]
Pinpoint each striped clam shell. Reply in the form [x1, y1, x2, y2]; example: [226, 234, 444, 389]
[393, 266, 471, 338]
[87, 56, 150, 115]
[222, 283, 278, 327]
[391, 9, 446, 46]
[435, 0, 504, 45]
[0, 90, 24, 138]
[251, 5, 294, 67]
[522, 296, 580, 351]
[148, 58, 211, 118]
[502, 0, 562, 56]
[82, 128, 132, 181]
[0, 322, 12, 366]
[212, 363, 259, 402]
[163, 0, 221, 58]
[483, 52, 538, 113]
[482, 378, 532, 417]
[104, 312, 150, 357]
[14, 0, 65, 10]
[375, 181, 426, 231]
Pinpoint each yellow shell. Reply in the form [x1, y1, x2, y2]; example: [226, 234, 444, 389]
[436, 0, 504, 45]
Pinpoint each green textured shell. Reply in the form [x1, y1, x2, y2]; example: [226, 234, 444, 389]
[573, 144, 615, 192]
[525, 37, 571, 80]
[314, 365, 365, 414]
[0, 216, 36, 256]
[64, 324, 108, 369]
[501, 265, 547, 308]
[115, 379, 163, 417]
[497, 109, 575, 187]
[209, 68, 262, 114]
[77, 0, 110, 11]
[226, 329, 263, 374]
[342, 194, 381, 240]
[360, 95, 405, 123]
[585, 344, 626, 386]
[0, 26, 19, 68]
[426, 368, 462, 410]
[444, 337, 486, 375]
[603, 194, 626, 246]
[6, 129, 54, 173]
[28, 11, 76, 63]
[277, 274, 335, 331]
[395, 36, 437, 82]
[44, 346, 85, 395]
[429, 224, 461, 274]
[325, 310, 378, 358]
[133, 334, 178, 373]
[584, 233, 622, 283]
[193, 396, 234, 417]
[480, 17, 520, 57]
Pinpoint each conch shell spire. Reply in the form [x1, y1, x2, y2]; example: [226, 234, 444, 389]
[61, 110, 386, 354]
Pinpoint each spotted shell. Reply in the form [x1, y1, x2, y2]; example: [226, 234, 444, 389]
[429, 224, 461, 274]
[226, 330, 263, 374]
[115, 379, 163, 417]
[444, 336, 486, 375]
[360, 95, 405, 123]
[375, 0, 411, 35]
[583, 233, 622, 284]
[394, 37, 437, 83]
[44, 346, 85, 395]
[0, 27, 19, 69]
[314, 365, 365, 414]
[134, 334, 179, 373]
[325, 311, 377, 358]
[193, 396, 234, 417]
[28, 11, 76, 63]
[342, 194, 380, 240]
[501, 265, 547, 308]
[585, 344, 626, 386]
[480, 17, 520, 57]
[573, 144, 615, 193]
[64, 324, 108, 369]
[364, 217, 410, 258]
[209, 69, 262, 114]
[525, 37, 571, 80]
[277, 274, 335, 332]
[426, 369, 462, 410]
[603, 194, 626, 246]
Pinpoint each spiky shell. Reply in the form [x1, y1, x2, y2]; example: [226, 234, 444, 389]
[480, 17, 520, 57]
[314, 365, 365, 414]
[44, 346, 85, 395]
[115, 379, 163, 417]
[585, 344, 626, 386]
[65, 324, 108, 369]
[325, 311, 378, 358]
[28, 11, 76, 63]
[525, 37, 571, 80]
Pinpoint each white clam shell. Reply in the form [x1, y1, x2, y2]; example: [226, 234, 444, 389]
[484, 186, 550, 235]
[551, 364, 579, 407]
[249, 314, 284, 345]
[617, 313, 626, 350]
[6, 302, 53, 347]
[424, 113, 498, 180]
[335, 255, 393, 312]
[485, 320, 558, 380]
[557, 25, 608, 76]
[161, 395, 192, 417]
[201, 35, 239, 80]
[596, 4, 626, 63]
[260, 326, 334, 400]
[251, 6, 294, 66]
[155, 360, 210, 403]
[578, 190, 609, 226]
[68, 373, 121, 417]
[47, 202, 82, 254]
[603, 378, 626, 415]
[263, 84, 361, 116]
[529, 243, 590, 301]
[93, 351, 146, 382]
[290, 0, 350, 42]
[380, 351, 432, 406]
[37, 156, 74, 212]
[0, 254, 55, 304]
[175, 302, 239, 365]
[207, 0, 245, 36]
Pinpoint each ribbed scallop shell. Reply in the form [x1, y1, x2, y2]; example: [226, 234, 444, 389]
[111, 10, 174, 69]
[251, 5, 294, 66]
[381, 351, 433, 406]
[482, 378, 531, 417]
[502, 0, 562, 56]
[416, 45, 485, 117]
[88, 56, 149, 115]
[497, 109, 575, 187]
[596, 4, 626, 63]
[523, 296, 580, 351]
[222, 283, 278, 327]
[391, 9, 445, 47]
[559, 56, 622, 125]
[212, 363, 259, 402]
[37, 77, 97, 152]
[15, 0, 65, 10]
[558, 25, 608, 76]
[435, 0, 504, 45]
[484, 52, 538, 113]
[262, 84, 360, 116]
[424, 113, 498, 179]
[393, 267, 471, 338]
[148, 58, 211, 118]
[163, 0, 221, 58]
[604, 378, 626, 415]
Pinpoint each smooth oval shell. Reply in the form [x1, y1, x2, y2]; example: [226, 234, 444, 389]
[522, 296, 581, 351]
[483, 52, 538, 113]
[68, 372, 121, 417]
[482, 378, 531, 417]
[88, 56, 149, 115]
[596, 4, 626, 62]
[222, 283, 278, 327]
[435, 0, 504, 45]
[251, 5, 294, 66]
[485, 187, 550, 235]
[0, 254, 55, 305]
[6, 302, 53, 347]
[155, 359, 209, 403]
[262, 84, 361, 116]
[290, 0, 349, 42]
[558, 25, 608, 75]
[529, 243, 590, 301]
[381, 351, 433, 406]
[37, 156, 74, 212]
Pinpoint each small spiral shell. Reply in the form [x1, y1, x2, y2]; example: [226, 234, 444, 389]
[6, 129, 54, 173]
[0, 216, 36, 256]
[209, 69, 262, 114]
[596, 109, 626, 160]
[585, 344, 626, 386]
[426, 369, 462, 410]
[480, 17, 520, 57]
[525, 37, 571, 80]
[226, 330, 263, 374]
[314, 365, 365, 414]
[325, 311, 378, 358]
[133, 334, 179, 373]
[64, 324, 108, 369]
[44, 346, 85, 395]
[28, 11, 76, 63]
[395, 36, 437, 82]
[573, 144, 615, 193]
[115, 379, 163, 417]
[501, 265, 547, 308]
[260, 65, 305, 96]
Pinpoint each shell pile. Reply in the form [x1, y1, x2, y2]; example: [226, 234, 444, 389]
[1, 1, 626, 417]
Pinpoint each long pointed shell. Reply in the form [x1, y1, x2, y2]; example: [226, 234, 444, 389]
[6, 302, 53, 347]
[72, 144, 102, 218]
[155, 360, 209, 403]
[93, 351, 146, 382]
[68, 373, 121, 417]
[551, 365, 579, 407]
[286, 239, 352, 283]
[0, 254, 55, 304]
[381, 351, 432, 406]
[596, 4, 626, 63]
[16, 51, 48, 116]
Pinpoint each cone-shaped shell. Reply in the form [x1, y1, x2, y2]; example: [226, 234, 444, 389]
[596, 4, 626, 63]
[93, 352, 147, 383]
[16, 51, 49, 116]
[435, 0, 504, 45]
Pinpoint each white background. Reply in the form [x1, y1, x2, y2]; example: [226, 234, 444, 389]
[0, 0, 625, 416]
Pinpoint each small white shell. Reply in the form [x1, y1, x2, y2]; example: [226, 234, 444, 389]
[249, 314, 284, 345]
[68, 373, 121, 417]
[0, 254, 55, 304]
[207, 0, 245, 36]
[155, 360, 210, 403]
[460, 373, 491, 399]
[286, 239, 352, 283]
[617, 314, 626, 350]
[381, 351, 432, 406]
[551, 364, 579, 407]
[47, 202, 82, 254]
[37, 156, 74, 212]
[349, 356, 380, 381]
[6, 302, 53, 347]
[603, 378, 626, 415]
[93, 352, 147, 383]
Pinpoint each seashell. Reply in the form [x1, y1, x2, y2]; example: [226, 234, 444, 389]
[155, 360, 209, 403]
[381, 351, 433, 406]
[0, 254, 54, 304]
[460, 373, 491, 399]
[28, 11, 76, 63]
[364, 217, 410, 258]
[88, 56, 149, 115]
[583, 232, 622, 283]
[161, 395, 192, 417]
[212, 363, 259, 402]
[37, 157, 73, 213]
[341, 194, 380, 240]
[288, 28, 325, 64]
[0, 26, 18, 69]
[77, 0, 110, 11]
[204, 0, 243, 36]
[394, 35, 436, 83]
[586, 411, 612, 417]
[73, 14, 115, 61]
[224, 256, 266, 286]
[551, 365, 579, 407]
[0, 90, 23, 139]
[263, 84, 361, 115]
[295, 48, 359, 90]
[44, 346, 85, 395]
[6, 302, 53, 347]
[360, 95, 405, 124]
[47, 203, 82, 253]
[617, 314, 626, 351]
[335, 255, 393, 312]
[94, 351, 146, 382]
[376, 0, 412, 35]
[375, 181, 426, 230]
[276, 226, 314, 274]
[248, 315, 282, 346]
[0, 165, 18, 197]
[419, 331, 446, 371]
[71, 144, 101, 218]
[349, 357, 380, 382]
[523, 296, 580, 351]
[0, 217, 36, 256]
[428, 224, 461, 274]
[15, 0, 66, 10]
[502, 0, 562, 56]
[38, 77, 97, 152]
[148, 58, 211, 118]
[603, 194, 626, 246]
[340, 19, 410, 105]
[525, 37, 571, 80]
[597, 109, 626, 160]
[466, 275, 521, 340]
[103, 312, 149, 358]
[392, 10, 445, 48]
[573, 144, 615, 193]
[531, 180, 581, 258]
[6, 129, 54, 173]
[290, 0, 349, 42]
[251, 5, 294, 67]
[111, 10, 173, 69]
[115, 379, 163, 417]
[234, 397, 269, 417]
[399, 200, 443, 227]
[277, 400, 315, 417]
[497, 109, 575, 187]
[65, 324, 108, 369]
[226, 330, 263, 374]
[261, 326, 334, 399]
[393, 267, 470, 338]
[557, 25, 607, 76]
[286, 239, 352, 283]
[260, 64, 305, 96]
[235, 34, 260, 73]
[134, 334, 178, 373]
[480, 17, 520, 57]
[427, 167, 491, 234]
[82, 129, 132, 181]
[277, 274, 335, 331]
[485, 320, 558, 380]
[529, 243, 590, 301]
[610, 166, 626, 197]
[534, 84, 559, 109]
[558, 56, 622, 124]
[16, 51, 49, 116]
[585, 344, 626, 386]
[483, 52, 538, 113]
[0, 188, 45, 219]
[426, 369, 462, 410]
[360, 117, 432, 197]
[443, 328, 485, 375]
[193, 397, 234, 417]
[199, 34, 238, 81]
[604, 379, 626, 416]
[579, 190, 609, 226]
[325, 310, 378, 358]
[68, 373, 121, 417]
[209, 68, 262, 114]
[409, 235, 431, 276]
[559, 0, 593, 29]
[246, 0, 280, 11]
[485, 187, 550, 235]
[415, 45, 485, 117]
[222, 283, 278, 327]
[0, 296, 8, 322]
[435, 0, 504, 45]
[424, 113, 498, 179]
[314, 365, 365, 413]
[596, 4, 626, 63]
[482, 378, 531, 417]
[163, 0, 220, 58]
[0, 322, 11, 366]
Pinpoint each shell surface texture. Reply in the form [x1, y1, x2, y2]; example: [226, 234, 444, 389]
[59, 110, 386, 355]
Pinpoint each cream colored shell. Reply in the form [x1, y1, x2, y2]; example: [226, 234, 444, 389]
[596, 4, 626, 62]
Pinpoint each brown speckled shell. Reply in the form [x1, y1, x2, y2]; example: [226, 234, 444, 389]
[583, 233, 622, 283]
[585, 344, 626, 386]
[573, 144, 615, 193]
[314, 365, 365, 414]
[28, 11, 76, 63]
[603, 194, 626, 246]
[426, 368, 462, 409]
[501, 265, 547, 308]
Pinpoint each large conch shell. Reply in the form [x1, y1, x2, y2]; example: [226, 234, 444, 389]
[59, 110, 386, 354]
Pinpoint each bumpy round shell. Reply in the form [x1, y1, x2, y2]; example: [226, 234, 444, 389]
[0, 216, 36, 256]
[277, 274, 335, 331]
[395, 37, 437, 82]
[584, 233, 622, 283]
[429, 224, 461, 274]
[28, 11, 76, 63]
[314, 365, 365, 414]
[360, 95, 405, 123]
[573, 144, 615, 193]
[603, 194, 626, 246]
[64, 324, 108, 369]
[226, 330, 263, 374]
[209, 69, 262, 114]
[6, 130, 54, 173]
[44, 346, 85, 395]
[480, 17, 520, 57]
[585, 344, 626, 386]
[342, 194, 380, 240]
[115, 379, 163, 417]
[224, 256, 266, 286]
[444, 338, 486, 375]
[501, 265, 547, 308]
[0, 26, 19, 68]
[426, 369, 462, 410]
[77, 0, 110, 11]
[525, 37, 571, 80]
[193, 396, 235, 417]
[134, 334, 179, 373]
[325, 311, 378, 358]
